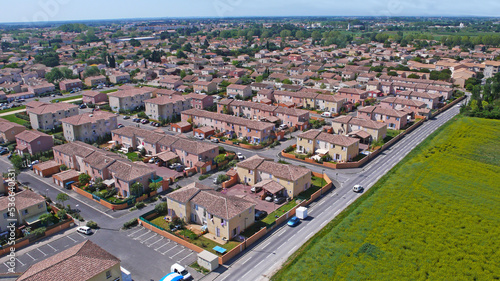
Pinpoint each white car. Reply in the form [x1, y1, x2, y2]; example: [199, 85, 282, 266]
[195, 135, 205, 140]
[237, 152, 245, 160]
[77, 226, 92, 235]
[321, 112, 332, 118]
[353, 185, 364, 193]
[279, 124, 289, 130]
[171, 263, 191, 280]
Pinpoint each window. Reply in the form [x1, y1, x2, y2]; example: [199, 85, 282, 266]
[195, 204, 198, 211]
[22, 209, 28, 215]
[38, 203, 43, 209]
[106, 271, 111, 279]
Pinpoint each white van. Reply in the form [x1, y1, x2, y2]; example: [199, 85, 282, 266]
[170, 263, 191, 280]
[353, 185, 364, 193]
[321, 112, 332, 118]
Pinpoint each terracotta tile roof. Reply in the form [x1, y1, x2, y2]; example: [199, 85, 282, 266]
[26, 102, 78, 115]
[52, 169, 80, 181]
[358, 105, 408, 118]
[108, 88, 152, 98]
[16, 130, 51, 143]
[254, 179, 285, 194]
[17, 240, 120, 281]
[33, 160, 59, 170]
[0, 190, 45, 211]
[236, 155, 266, 170]
[144, 95, 189, 105]
[182, 109, 275, 131]
[316, 131, 360, 147]
[171, 137, 217, 155]
[332, 115, 387, 130]
[82, 90, 102, 97]
[0, 120, 25, 133]
[167, 182, 206, 203]
[297, 129, 322, 140]
[315, 93, 345, 103]
[257, 161, 311, 181]
[53, 141, 97, 158]
[107, 161, 154, 182]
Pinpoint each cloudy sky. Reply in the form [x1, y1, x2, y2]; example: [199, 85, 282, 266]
[2, 0, 500, 23]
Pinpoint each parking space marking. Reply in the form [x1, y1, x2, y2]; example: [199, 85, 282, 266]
[4, 262, 10, 269]
[133, 230, 151, 240]
[16, 258, 25, 266]
[170, 249, 186, 259]
[66, 235, 77, 243]
[148, 237, 163, 247]
[128, 227, 144, 237]
[26, 253, 36, 261]
[155, 241, 170, 251]
[177, 251, 193, 263]
[141, 233, 157, 244]
[162, 245, 178, 255]
[46, 244, 57, 252]
[76, 232, 87, 239]
[37, 248, 47, 256]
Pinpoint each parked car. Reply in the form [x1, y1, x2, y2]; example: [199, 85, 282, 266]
[150, 122, 156, 126]
[141, 119, 149, 124]
[54, 100, 60, 103]
[51, 94, 56, 97]
[155, 123, 160, 127]
[27, 160, 39, 169]
[168, 163, 180, 169]
[279, 124, 288, 130]
[255, 210, 268, 221]
[195, 135, 204, 140]
[77, 226, 92, 235]
[133, 118, 140, 123]
[123, 115, 130, 120]
[0, 147, 9, 155]
[79, 104, 87, 109]
[211, 138, 219, 143]
[250, 186, 262, 193]
[118, 124, 124, 128]
[237, 152, 245, 160]
[320, 112, 332, 118]
[287, 216, 300, 227]
[213, 177, 219, 184]
[353, 184, 364, 193]
[265, 196, 273, 202]
[274, 197, 286, 204]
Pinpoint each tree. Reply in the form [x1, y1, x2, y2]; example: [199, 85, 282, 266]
[214, 154, 226, 164]
[407, 73, 420, 79]
[149, 182, 162, 192]
[56, 193, 70, 205]
[78, 173, 91, 186]
[83, 66, 100, 78]
[129, 39, 141, 47]
[10, 155, 24, 171]
[130, 182, 143, 197]
[176, 50, 187, 59]
[282, 79, 292, 85]
[34, 51, 59, 67]
[154, 202, 168, 215]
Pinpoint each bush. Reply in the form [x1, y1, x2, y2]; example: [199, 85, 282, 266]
[217, 174, 230, 183]
[57, 209, 67, 219]
[137, 112, 148, 119]
[60, 164, 68, 171]
[199, 174, 210, 180]
[284, 145, 295, 153]
[31, 227, 46, 237]
[135, 202, 146, 209]
[86, 220, 98, 229]
[154, 202, 168, 215]
[123, 219, 138, 229]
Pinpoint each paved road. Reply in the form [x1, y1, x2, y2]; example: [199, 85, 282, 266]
[205, 103, 465, 281]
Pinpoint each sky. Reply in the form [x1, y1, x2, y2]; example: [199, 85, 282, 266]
[2, 0, 500, 24]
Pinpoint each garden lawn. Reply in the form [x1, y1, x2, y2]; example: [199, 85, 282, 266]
[1, 114, 28, 125]
[0, 105, 26, 114]
[101, 89, 118, 94]
[50, 95, 82, 103]
[272, 116, 500, 281]
[126, 152, 140, 162]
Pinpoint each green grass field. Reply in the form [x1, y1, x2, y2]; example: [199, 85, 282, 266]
[1, 114, 28, 125]
[50, 95, 82, 103]
[0, 105, 26, 114]
[272, 116, 500, 281]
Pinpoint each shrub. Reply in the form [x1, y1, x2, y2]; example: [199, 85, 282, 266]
[135, 202, 145, 209]
[154, 202, 168, 215]
[284, 145, 295, 153]
[123, 219, 138, 229]
[217, 174, 230, 183]
[57, 209, 67, 219]
[137, 112, 148, 119]
[60, 164, 68, 171]
[86, 220, 98, 229]
[31, 227, 46, 237]
[199, 174, 210, 180]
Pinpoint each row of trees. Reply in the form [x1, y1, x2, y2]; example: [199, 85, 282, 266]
[461, 73, 500, 119]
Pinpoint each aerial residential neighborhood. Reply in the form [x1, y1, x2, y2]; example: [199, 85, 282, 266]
[0, 3, 498, 281]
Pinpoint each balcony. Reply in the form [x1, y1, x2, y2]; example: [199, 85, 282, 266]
[150, 176, 163, 183]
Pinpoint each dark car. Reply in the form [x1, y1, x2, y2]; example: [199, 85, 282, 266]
[274, 197, 286, 204]
[255, 210, 268, 221]
[123, 115, 130, 120]
[79, 104, 87, 109]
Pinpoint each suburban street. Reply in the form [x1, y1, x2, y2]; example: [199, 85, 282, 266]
[0, 100, 464, 281]
[204, 102, 465, 281]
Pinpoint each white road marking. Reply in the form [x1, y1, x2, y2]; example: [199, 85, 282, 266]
[305, 232, 314, 240]
[320, 220, 328, 227]
[16, 258, 25, 266]
[155, 241, 170, 251]
[347, 199, 353, 205]
[128, 227, 144, 237]
[141, 233, 157, 244]
[37, 248, 47, 256]
[288, 245, 298, 255]
[162, 245, 178, 255]
[3, 263, 9, 269]
[26, 253, 36, 261]
[148, 237, 164, 247]
[334, 210, 341, 215]
[133, 230, 151, 240]
[240, 256, 251, 265]
[66, 235, 77, 243]
[261, 241, 271, 249]
[46, 243, 57, 252]
[177, 251, 194, 263]
[170, 249, 185, 259]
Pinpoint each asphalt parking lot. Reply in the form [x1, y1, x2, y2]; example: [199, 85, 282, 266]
[1, 230, 89, 273]
[123, 225, 203, 280]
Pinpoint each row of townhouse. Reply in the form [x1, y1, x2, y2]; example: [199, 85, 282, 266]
[27, 82, 55, 95]
[108, 87, 153, 112]
[26, 101, 79, 130]
[254, 89, 348, 113]
[357, 106, 409, 130]
[15, 130, 54, 156]
[181, 109, 276, 144]
[330, 115, 388, 143]
[0, 119, 26, 143]
[371, 76, 454, 100]
[82, 90, 108, 104]
[61, 111, 118, 142]
[59, 79, 82, 92]
[395, 90, 441, 109]
[53, 141, 157, 198]
[84, 75, 107, 87]
[380, 97, 430, 117]
[296, 130, 360, 162]
[145, 95, 191, 121]
[236, 155, 312, 199]
[166, 182, 255, 241]
[216, 99, 310, 128]
[111, 126, 219, 169]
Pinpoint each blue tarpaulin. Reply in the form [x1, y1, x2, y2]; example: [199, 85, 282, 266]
[213, 246, 227, 254]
